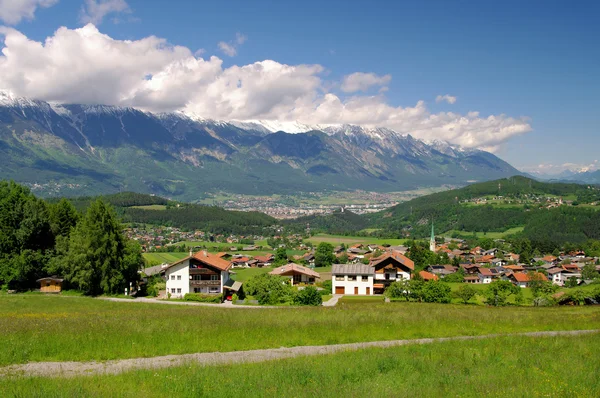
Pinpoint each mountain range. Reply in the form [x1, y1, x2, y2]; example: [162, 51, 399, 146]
[0, 90, 522, 200]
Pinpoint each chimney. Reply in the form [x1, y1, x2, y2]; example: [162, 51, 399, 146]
[189, 249, 193, 257]
[203, 250, 208, 256]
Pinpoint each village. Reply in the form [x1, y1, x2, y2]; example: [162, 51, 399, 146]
[136, 227, 600, 304]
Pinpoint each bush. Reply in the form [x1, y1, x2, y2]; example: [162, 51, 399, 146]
[484, 280, 520, 306]
[294, 286, 323, 306]
[320, 280, 332, 294]
[231, 293, 239, 303]
[454, 284, 477, 304]
[183, 293, 222, 303]
[244, 273, 295, 305]
[421, 281, 452, 303]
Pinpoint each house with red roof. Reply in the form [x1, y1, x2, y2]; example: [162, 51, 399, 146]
[418, 270, 439, 281]
[508, 272, 548, 288]
[369, 250, 414, 294]
[164, 251, 233, 298]
[270, 263, 320, 285]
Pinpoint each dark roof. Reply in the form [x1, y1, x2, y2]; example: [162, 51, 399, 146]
[332, 264, 374, 275]
[36, 277, 63, 283]
[142, 265, 166, 276]
[223, 279, 243, 291]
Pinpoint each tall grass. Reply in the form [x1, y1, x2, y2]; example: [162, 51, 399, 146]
[0, 295, 598, 366]
[3, 334, 599, 397]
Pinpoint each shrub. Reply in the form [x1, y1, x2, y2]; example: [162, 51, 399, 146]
[183, 293, 222, 303]
[421, 281, 452, 304]
[320, 280, 332, 294]
[231, 293, 239, 304]
[454, 284, 477, 304]
[294, 286, 323, 306]
[244, 273, 295, 305]
[385, 280, 410, 301]
[484, 280, 520, 306]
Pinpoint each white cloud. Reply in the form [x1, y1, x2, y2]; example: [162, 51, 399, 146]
[341, 72, 391, 93]
[217, 41, 237, 57]
[217, 32, 246, 57]
[521, 161, 600, 176]
[0, 25, 532, 151]
[0, 0, 57, 25]
[436, 94, 457, 104]
[79, 0, 130, 25]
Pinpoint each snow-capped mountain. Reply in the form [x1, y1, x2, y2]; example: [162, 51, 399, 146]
[0, 91, 522, 199]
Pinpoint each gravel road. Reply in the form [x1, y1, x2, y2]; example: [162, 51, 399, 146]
[1, 329, 597, 378]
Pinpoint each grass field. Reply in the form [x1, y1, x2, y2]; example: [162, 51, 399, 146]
[142, 252, 189, 266]
[1, 295, 599, 366]
[444, 226, 525, 239]
[4, 333, 599, 397]
[306, 234, 408, 246]
[129, 205, 168, 210]
[230, 267, 272, 282]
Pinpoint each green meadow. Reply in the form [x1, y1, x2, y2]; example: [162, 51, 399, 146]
[0, 295, 599, 366]
[3, 334, 599, 397]
[306, 233, 408, 246]
[142, 252, 189, 266]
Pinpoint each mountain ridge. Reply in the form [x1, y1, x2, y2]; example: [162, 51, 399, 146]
[0, 90, 523, 200]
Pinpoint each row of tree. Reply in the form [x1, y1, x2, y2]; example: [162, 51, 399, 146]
[0, 181, 142, 294]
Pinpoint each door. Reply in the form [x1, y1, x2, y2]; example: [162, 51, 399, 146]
[335, 286, 344, 294]
[354, 287, 358, 295]
[366, 287, 370, 295]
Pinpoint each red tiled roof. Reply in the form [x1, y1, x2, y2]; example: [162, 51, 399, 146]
[370, 250, 415, 270]
[419, 271, 439, 281]
[165, 251, 232, 272]
[511, 272, 548, 282]
[269, 263, 320, 278]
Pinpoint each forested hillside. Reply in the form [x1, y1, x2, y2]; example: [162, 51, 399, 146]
[62, 192, 277, 235]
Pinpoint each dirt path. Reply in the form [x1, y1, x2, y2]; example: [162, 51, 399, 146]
[1, 329, 597, 379]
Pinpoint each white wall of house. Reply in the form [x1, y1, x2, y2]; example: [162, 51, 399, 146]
[332, 274, 374, 295]
[165, 261, 190, 298]
[550, 273, 563, 286]
[479, 274, 492, 284]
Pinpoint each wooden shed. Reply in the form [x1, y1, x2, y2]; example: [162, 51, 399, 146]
[37, 277, 64, 293]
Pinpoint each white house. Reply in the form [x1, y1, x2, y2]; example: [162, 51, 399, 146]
[332, 264, 375, 295]
[164, 251, 233, 298]
[369, 251, 414, 294]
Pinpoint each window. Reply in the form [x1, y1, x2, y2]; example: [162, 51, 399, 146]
[210, 274, 219, 281]
[362, 275, 370, 281]
[177, 288, 182, 294]
[335, 276, 345, 281]
[170, 275, 175, 280]
[177, 275, 181, 280]
[171, 288, 176, 293]
[348, 275, 357, 281]
[209, 287, 219, 294]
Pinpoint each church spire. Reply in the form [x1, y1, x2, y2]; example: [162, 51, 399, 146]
[429, 222, 436, 252]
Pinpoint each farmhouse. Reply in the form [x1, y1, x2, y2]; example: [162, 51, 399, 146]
[509, 272, 548, 288]
[369, 250, 414, 294]
[37, 277, 63, 293]
[164, 251, 233, 298]
[269, 263, 320, 285]
[332, 264, 375, 295]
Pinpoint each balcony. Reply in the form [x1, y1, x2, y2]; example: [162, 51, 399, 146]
[190, 280, 220, 286]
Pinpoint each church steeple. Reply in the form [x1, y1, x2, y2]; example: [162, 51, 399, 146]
[429, 222, 436, 252]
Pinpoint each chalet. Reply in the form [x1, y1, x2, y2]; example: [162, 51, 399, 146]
[231, 256, 251, 268]
[37, 277, 63, 293]
[464, 275, 480, 284]
[369, 251, 414, 294]
[418, 271, 439, 281]
[302, 253, 316, 267]
[509, 272, 548, 288]
[270, 263, 320, 285]
[164, 251, 233, 298]
[478, 267, 496, 284]
[427, 265, 457, 277]
[254, 255, 274, 267]
[332, 264, 375, 295]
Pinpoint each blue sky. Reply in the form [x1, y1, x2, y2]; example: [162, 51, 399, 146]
[2, 0, 599, 173]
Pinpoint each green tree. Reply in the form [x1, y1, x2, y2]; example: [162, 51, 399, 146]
[421, 281, 452, 303]
[294, 286, 322, 306]
[581, 264, 599, 280]
[314, 242, 335, 267]
[385, 279, 410, 301]
[565, 276, 579, 288]
[484, 280, 520, 306]
[49, 199, 79, 238]
[454, 284, 477, 304]
[64, 200, 140, 295]
[273, 247, 288, 265]
[244, 273, 295, 305]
